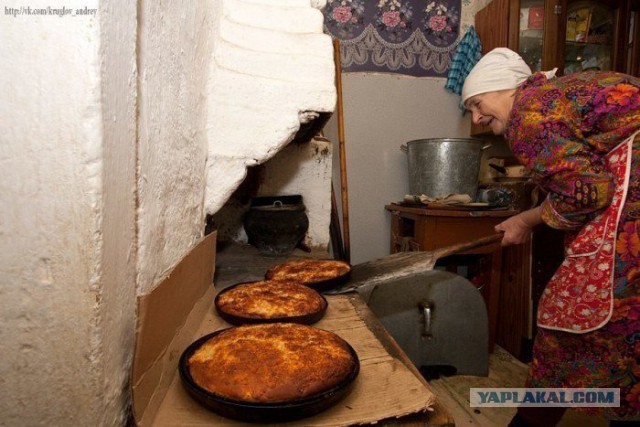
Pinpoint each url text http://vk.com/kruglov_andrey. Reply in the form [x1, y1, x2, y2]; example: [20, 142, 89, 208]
[4, 6, 97, 18]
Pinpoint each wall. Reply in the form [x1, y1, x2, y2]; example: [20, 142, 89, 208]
[203, 0, 336, 214]
[210, 136, 333, 251]
[98, 0, 138, 423]
[256, 136, 333, 250]
[325, 0, 494, 265]
[325, 75, 471, 264]
[0, 0, 336, 425]
[0, 0, 137, 425]
[137, 0, 336, 291]
[136, 0, 216, 294]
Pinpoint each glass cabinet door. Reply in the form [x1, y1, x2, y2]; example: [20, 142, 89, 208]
[519, 0, 546, 71]
[564, 1, 615, 74]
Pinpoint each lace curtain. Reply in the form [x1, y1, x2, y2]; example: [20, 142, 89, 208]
[324, 0, 463, 77]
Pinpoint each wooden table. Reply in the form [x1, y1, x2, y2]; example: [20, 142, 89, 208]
[385, 203, 518, 352]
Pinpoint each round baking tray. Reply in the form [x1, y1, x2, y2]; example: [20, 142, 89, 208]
[179, 329, 360, 423]
[265, 259, 352, 293]
[214, 281, 328, 326]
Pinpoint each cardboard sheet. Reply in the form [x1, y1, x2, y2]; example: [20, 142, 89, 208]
[132, 233, 217, 426]
[132, 233, 435, 426]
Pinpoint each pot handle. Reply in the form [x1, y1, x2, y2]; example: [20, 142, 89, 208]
[482, 143, 492, 150]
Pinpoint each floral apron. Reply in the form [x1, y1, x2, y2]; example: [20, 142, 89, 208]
[537, 132, 638, 333]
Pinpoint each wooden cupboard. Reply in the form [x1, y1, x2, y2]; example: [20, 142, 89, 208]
[474, 0, 639, 73]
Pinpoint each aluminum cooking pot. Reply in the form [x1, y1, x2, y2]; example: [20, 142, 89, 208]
[401, 138, 491, 199]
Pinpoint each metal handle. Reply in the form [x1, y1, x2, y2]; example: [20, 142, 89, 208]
[400, 144, 408, 153]
[419, 301, 433, 339]
[481, 144, 492, 150]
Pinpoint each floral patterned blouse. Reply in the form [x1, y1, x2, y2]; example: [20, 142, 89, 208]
[505, 71, 640, 420]
[505, 71, 640, 229]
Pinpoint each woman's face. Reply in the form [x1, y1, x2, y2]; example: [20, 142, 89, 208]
[465, 89, 516, 135]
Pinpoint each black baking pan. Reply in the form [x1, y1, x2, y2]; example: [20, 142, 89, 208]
[265, 259, 352, 293]
[304, 268, 352, 292]
[214, 281, 328, 326]
[179, 329, 360, 423]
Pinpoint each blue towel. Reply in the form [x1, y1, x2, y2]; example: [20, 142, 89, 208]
[445, 26, 482, 110]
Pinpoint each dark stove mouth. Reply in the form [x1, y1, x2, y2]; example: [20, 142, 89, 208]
[419, 365, 458, 381]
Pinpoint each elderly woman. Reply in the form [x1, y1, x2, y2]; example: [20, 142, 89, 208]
[462, 48, 639, 426]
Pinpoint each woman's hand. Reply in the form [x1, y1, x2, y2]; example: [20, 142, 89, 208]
[495, 206, 543, 246]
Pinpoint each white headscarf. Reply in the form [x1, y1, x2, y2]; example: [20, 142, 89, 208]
[461, 48, 532, 105]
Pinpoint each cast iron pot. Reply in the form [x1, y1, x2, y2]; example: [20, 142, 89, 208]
[244, 195, 309, 256]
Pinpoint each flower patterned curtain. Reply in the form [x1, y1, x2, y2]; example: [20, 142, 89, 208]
[324, 0, 462, 77]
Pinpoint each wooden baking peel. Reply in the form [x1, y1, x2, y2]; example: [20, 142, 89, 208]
[326, 233, 504, 294]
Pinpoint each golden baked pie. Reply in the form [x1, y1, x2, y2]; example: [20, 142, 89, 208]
[187, 323, 358, 403]
[265, 258, 351, 287]
[215, 280, 326, 323]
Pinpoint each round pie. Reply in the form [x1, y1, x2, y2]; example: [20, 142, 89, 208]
[265, 258, 351, 289]
[215, 280, 327, 324]
[187, 323, 358, 403]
